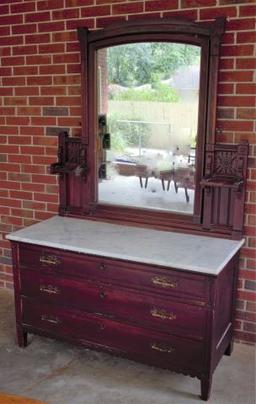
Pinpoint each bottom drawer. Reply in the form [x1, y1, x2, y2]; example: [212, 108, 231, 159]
[22, 299, 205, 372]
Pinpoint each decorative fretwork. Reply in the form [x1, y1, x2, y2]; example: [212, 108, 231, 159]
[200, 141, 249, 238]
[214, 151, 237, 176]
[201, 142, 248, 191]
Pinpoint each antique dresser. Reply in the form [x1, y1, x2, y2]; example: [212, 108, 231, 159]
[7, 17, 249, 401]
[7, 217, 244, 400]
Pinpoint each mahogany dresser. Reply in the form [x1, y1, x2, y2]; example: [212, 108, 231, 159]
[7, 216, 244, 401]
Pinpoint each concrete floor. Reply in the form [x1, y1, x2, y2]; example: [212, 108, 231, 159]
[0, 289, 255, 404]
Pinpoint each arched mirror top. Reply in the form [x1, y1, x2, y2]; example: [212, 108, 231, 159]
[75, 17, 226, 230]
[84, 17, 225, 45]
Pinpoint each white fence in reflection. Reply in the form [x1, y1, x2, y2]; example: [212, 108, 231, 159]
[109, 100, 198, 151]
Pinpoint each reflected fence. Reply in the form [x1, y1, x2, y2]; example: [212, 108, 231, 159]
[109, 100, 198, 153]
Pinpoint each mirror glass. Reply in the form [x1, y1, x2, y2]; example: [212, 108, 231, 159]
[97, 42, 201, 214]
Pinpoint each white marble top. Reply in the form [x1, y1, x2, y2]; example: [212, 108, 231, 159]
[6, 216, 244, 276]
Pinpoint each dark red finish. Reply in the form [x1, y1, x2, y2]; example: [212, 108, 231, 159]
[77, 27, 89, 146]
[12, 240, 240, 401]
[50, 131, 89, 214]
[201, 141, 248, 239]
[20, 269, 207, 340]
[18, 243, 210, 300]
[22, 298, 205, 371]
[11, 243, 27, 348]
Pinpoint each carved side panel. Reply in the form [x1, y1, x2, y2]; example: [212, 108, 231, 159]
[50, 132, 89, 214]
[66, 140, 88, 210]
[202, 142, 248, 238]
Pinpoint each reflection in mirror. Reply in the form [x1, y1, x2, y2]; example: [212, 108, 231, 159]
[97, 42, 201, 214]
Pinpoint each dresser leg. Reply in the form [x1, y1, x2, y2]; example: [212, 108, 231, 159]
[224, 341, 234, 356]
[200, 376, 212, 401]
[17, 328, 28, 348]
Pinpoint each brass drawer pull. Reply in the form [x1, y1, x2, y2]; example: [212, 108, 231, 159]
[99, 263, 107, 271]
[151, 276, 177, 289]
[41, 315, 61, 325]
[39, 255, 61, 266]
[150, 307, 176, 321]
[151, 343, 175, 354]
[40, 284, 61, 295]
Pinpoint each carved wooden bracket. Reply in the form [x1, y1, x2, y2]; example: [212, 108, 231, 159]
[49, 132, 89, 215]
[201, 141, 248, 238]
[50, 132, 88, 178]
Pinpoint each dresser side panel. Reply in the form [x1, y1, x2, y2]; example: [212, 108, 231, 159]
[211, 254, 238, 371]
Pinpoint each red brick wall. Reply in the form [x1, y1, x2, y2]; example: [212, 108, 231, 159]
[0, 0, 255, 344]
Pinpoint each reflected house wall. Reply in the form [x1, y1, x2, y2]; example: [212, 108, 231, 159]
[171, 64, 200, 103]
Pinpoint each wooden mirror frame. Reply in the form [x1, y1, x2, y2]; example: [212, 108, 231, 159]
[50, 17, 248, 239]
[78, 18, 225, 228]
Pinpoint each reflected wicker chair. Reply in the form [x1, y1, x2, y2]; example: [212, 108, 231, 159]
[135, 164, 152, 188]
[158, 169, 174, 191]
[113, 161, 137, 176]
[173, 167, 195, 203]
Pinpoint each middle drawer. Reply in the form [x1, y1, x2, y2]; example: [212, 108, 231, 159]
[20, 270, 207, 340]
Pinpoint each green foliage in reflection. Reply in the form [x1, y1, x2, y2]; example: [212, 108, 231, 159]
[108, 113, 150, 152]
[111, 82, 179, 102]
[107, 42, 200, 87]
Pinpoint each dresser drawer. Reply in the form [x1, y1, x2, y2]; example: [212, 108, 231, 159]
[20, 270, 207, 340]
[19, 243, 210, 302]
[22, 299, 205, 371]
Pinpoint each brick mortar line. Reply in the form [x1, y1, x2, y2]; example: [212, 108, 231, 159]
[0, 25, 255, 39]
[1, 11, 256, 21]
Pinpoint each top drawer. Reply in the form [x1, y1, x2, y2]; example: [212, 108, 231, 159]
[18, 243, 210, 302]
